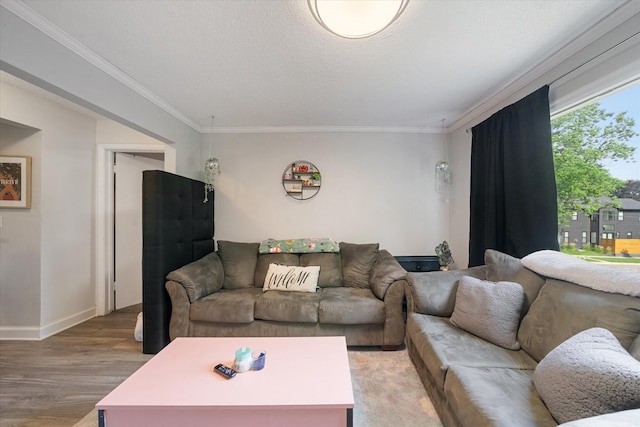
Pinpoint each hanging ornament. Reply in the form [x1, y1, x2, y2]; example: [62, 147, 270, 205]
[203, 157, 220, 203]
[203, 116, 220, 203]
[435, 160, 450, 195]
[435, 119, 451, 198]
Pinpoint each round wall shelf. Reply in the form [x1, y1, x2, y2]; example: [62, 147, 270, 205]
[282, 160, 321, 200]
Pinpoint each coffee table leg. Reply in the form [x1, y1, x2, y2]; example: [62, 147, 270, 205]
[347, 408, 353, 427]
[98, 409, 105, 427]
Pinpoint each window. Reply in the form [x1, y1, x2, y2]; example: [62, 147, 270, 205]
[616, 232, 620, 238]
[628, 232, 633, 239]
[571, 211, 578, 220]
[618, 211, 624, 221]
[603, 210, 615, 221]
[602, 232, 614, 239]
[581, 231, 587, 244]
[563, 231, 569, 243]
[591, 232, 597, 243]
[602, 224, 614, 231]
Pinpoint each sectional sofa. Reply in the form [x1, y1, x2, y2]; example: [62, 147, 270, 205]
[405, 249, 640, 426]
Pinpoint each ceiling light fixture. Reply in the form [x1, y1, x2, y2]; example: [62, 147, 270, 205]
[308, 0, 409, 39]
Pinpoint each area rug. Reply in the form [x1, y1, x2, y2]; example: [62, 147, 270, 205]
[74, 346, 441, 427]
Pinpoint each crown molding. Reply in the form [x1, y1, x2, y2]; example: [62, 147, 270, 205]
[449, 0, 640, 134]
[200, 125, 443, 134]
[1, 0, 202, 132]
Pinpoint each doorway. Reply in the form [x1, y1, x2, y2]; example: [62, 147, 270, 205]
[113, 152, 164, 309]
[96, 143, 176, 316]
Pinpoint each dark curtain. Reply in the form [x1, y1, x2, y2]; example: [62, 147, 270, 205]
[469, 85, 559, 267]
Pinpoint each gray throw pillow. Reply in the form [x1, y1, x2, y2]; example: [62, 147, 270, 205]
[484, 249, 545, 318]
[533, 327, 640, 424]
[300, 253, 342, 288]
[450, 276, 525, 350]
[217, 240, 259, 289]
[340, 242, 379, 288]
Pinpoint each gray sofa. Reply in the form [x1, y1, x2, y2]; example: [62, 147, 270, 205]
[165, 240, 408, 349]
[406, 249, 640, 426]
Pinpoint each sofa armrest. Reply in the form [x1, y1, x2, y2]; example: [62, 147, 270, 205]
[369, 250, 407, 300]
[406, 266, 487, 316]
[166, 252, 224, 302]
[382, 279, 407, 348]
[165, 281, 190, 340]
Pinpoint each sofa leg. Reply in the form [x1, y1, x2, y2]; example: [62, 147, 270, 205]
[381, 345, 401, 351]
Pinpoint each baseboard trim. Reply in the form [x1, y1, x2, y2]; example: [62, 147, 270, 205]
[0, 326, 41, 340]
[0, 306, 96, 341]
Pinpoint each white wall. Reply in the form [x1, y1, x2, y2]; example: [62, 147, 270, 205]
[0, 123, 42, 331]
[0, 81, 96, 339]
[447, 128, 473, 269]
[207, 132, 450, 256]
[0, 81, 186, 339]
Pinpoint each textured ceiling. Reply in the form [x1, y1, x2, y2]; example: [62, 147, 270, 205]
[12, 0, 629, 131]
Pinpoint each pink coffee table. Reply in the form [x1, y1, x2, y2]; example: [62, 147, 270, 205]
[96, 336, 354, 426]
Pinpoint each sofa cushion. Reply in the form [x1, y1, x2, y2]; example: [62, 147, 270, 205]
[518, 279, 640, 362]
[451, 276, 524, 350]
[340, 242, 379, 288]
[262, 264, 320, 293]
[254, 254, 299, 287]
[217, 241, 260, 289]
[319, 288, 385, 325]
[254, 291, 321, 323]
[406, 313, 538, 390]
[485, 249, 545, 318]
[166, 252, 223, 302]
[190, 288, 262, 324]
[300, 253, 342, 288]
[533, 327, 640, 424]
[445, 366, 557, 427]
[369, 250, 407, 300]
[406, 267, 487, 316]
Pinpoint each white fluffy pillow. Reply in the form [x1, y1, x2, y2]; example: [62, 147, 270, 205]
[533, 327, 640, 424]
[450, 276, 525, 350]
[263, 263, 320, 293]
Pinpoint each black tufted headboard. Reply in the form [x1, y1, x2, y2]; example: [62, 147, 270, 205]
[142, 170, 214, 354]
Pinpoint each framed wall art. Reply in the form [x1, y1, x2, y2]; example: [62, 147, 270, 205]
[0, 156, 32, 208]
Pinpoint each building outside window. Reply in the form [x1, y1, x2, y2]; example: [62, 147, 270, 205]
[628, 232, 633, 239]
[571, 212, 578, 220]
[582, 231, 587, 244]
[603, 210, 615, 221]
[618, 211, 624, 221]
[563, 231, 569, 244]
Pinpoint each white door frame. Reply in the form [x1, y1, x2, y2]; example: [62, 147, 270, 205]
[95, 144, 176, 315]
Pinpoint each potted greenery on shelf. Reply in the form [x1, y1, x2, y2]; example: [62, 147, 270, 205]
[435, 240, 454, 271]
[311, 172, 321, 186]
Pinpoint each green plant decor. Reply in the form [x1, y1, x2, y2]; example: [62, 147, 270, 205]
[435, 240, 454, 270]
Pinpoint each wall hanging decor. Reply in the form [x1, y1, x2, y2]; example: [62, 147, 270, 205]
[203, 116, 220, 203]
[282, 160, 321, 200]
[0, 155, 31, 208]
[435, 119, 450, 198]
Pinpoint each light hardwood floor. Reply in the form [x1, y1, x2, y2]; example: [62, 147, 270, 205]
[0, 305, 151, 427]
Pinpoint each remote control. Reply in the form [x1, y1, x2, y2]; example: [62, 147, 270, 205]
[213, 363, 237, 379]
